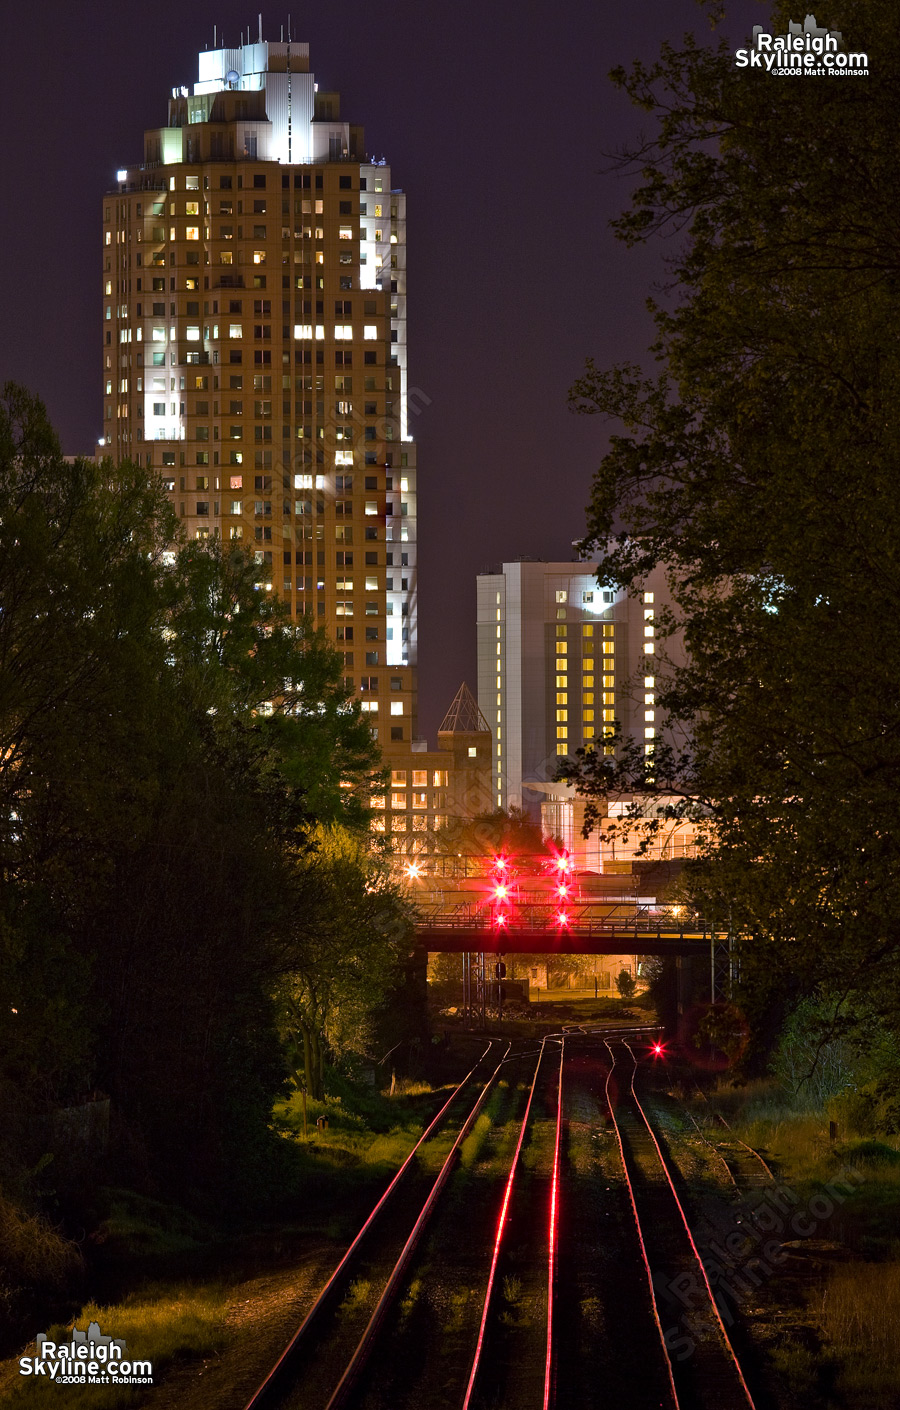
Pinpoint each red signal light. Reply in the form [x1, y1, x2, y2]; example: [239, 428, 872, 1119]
[494, 883, 508, 900]
[651, 1041, 666, 1058]
[556, 910, 569, 927]
[557, 883, 568, 898]
[493, 854, 509, 872]
[496, 912, 508, 927]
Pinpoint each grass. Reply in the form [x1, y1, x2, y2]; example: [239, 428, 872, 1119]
[0, 1188, 82, 1286]
[818, 1260, 900, 1405]
[694, 1075, 900, 1406]
[6, 1283, 227, 1408]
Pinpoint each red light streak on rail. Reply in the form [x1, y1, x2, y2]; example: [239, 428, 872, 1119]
[623, 1043, 757, 1409]
[462, 1040, 549, 1410]
[543, 1038, 564, 1410]
[603, 1042, 679, 1410]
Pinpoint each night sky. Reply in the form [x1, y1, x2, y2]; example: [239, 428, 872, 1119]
[0, 0, 763, 737]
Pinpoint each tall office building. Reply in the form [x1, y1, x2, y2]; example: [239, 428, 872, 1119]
[476, 560, 685, 816]
[102, 33, 416, 750]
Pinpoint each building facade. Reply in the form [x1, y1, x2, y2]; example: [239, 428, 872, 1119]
[102, 34, 417, 750]
[476, 559, 685, 816]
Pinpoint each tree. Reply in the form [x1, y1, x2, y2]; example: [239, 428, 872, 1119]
[274, 828, 415, 1099]
[562, 1, 900, 1040]
[616, 969, 636, 1002]
[0, 387, 392, 1197]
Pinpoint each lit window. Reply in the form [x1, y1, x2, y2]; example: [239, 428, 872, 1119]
[556, 641, 567, 654]
[365, 501, 378, 515]
[583, 692, 594, 705]
[339, 226, 353, 240]
[583, 709, 594, 721]
[294, 323, 313, 339]
[645, 710, 655, 722]
[229, 526, 242, 539]
[230, 500, 242, 514]
[391, 770, 407, 785]
[645, 642, 655, 655]
[334, 324, 353, 339]
[433, 770, 448, 787]
[556, 727, 567, 739]
[555, 590, 567, 603]
[556, 692, 567, 705]
[556, 709, 567, 722]
[643, 592, 654, 603]
[364, 325, 377, 339]
[645, 727, 656, 739]
[468, 747, 477, 757]
[253, 250, 266, 264]
[645, 693, 655, 705]
[583, 591, 593, 604]
[391, 791, 406, 808]
[583, 674, 594, 688]
[186, 325, 201, 342]
[186, 226, 200, 240]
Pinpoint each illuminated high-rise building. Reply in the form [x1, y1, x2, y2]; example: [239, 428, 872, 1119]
[476, 559, 685, 816]
[102, 32, 416, 750]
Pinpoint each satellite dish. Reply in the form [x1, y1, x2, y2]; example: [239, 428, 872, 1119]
[225, 69, 240, 88]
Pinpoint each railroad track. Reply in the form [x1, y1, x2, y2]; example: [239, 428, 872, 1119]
[603, 1039, 758, 1410]
[242, 1029, 764, 1410]
[243, 1038, 509, 1410]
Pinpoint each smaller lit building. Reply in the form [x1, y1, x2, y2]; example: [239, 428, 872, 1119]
[374, 682, 493, 855]
[476, 559, 686, 817]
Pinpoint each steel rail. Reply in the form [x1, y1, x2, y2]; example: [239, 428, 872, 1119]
[602, 1042, 680, 1410]
[324, 1043, 511, 1409]
[695, 1085, 777, 1184]
[543, 1036, 565, 1410]
[619, 1041, 758, 1409]
[461, 1037, 552, 1410]
[242, 1040, 500, 1410]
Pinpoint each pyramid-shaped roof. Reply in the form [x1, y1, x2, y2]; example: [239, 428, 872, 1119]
[438, 681, 491, 734]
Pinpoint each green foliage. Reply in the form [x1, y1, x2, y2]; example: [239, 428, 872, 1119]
[274, 826, 415, 1099]
[615, 968, 636, 1000]
[562, 2, 900, 1046]
[0, 386, 392, 1205]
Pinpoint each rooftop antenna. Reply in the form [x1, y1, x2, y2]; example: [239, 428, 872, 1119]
[288, 13, 292, 42]
[259, 13, 263, 42]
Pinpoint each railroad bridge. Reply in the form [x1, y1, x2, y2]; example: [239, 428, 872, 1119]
[415, 908, 711, 956]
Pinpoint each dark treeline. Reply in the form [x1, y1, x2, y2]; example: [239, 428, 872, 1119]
[562, 0, 900, 1086]
[0, 384, 413, 1209]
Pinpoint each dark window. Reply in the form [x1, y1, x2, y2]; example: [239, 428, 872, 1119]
[253, 174, 266, 188]
[339, 175, 352, 189]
